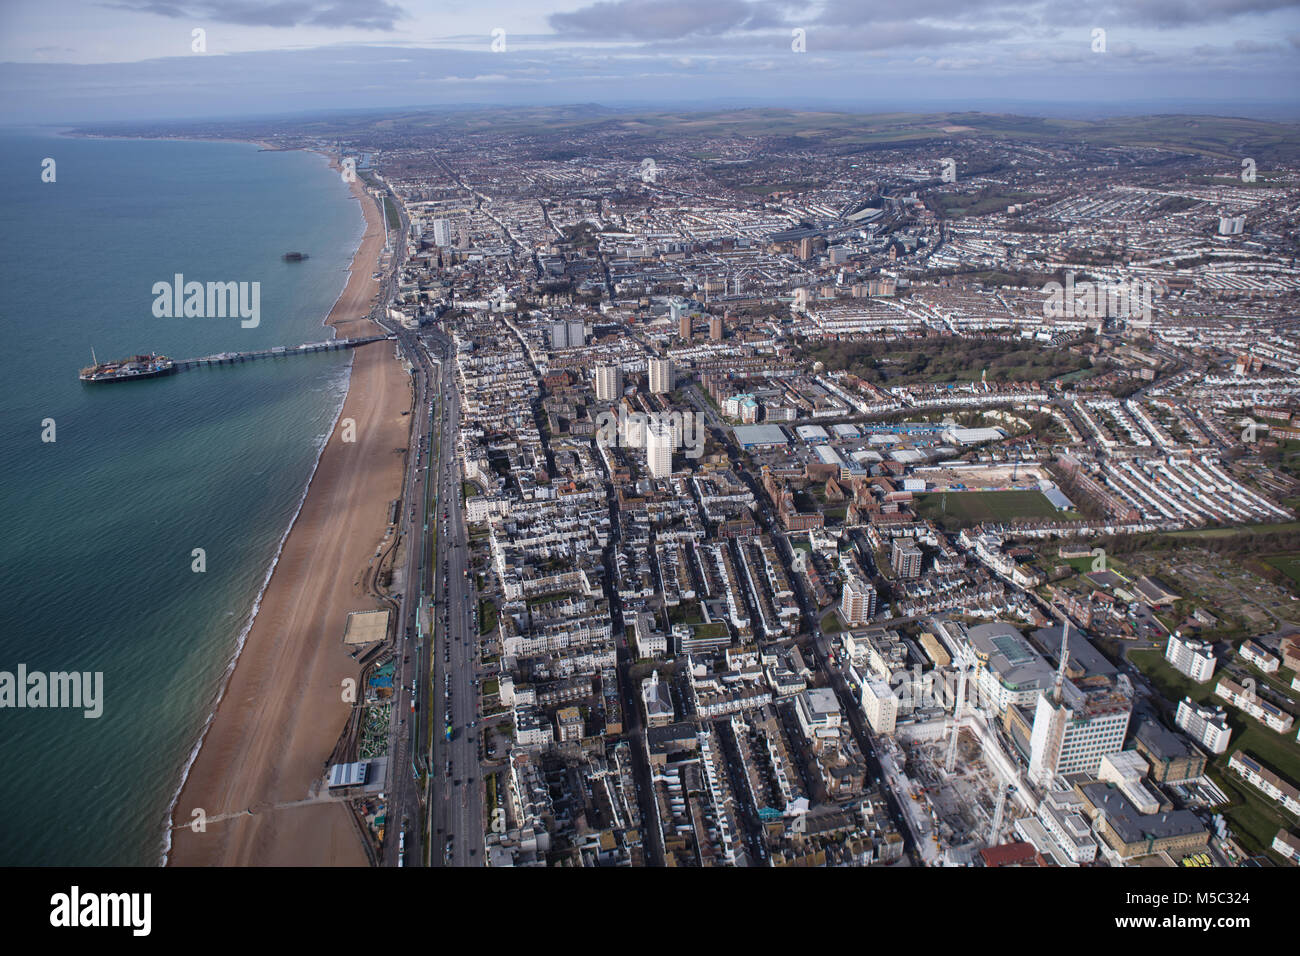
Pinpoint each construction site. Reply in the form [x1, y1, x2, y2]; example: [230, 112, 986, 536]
[899, 728, 1028, 864]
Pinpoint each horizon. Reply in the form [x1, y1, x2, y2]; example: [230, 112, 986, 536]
[9, 99, 1300, 133]
[2, 0, 1299, 123]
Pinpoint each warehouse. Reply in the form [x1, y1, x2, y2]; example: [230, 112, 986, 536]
[732, 424, 789, 449]
[941, 426, 1007, 446]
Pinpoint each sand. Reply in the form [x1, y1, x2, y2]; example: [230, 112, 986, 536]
[169, 169, 407, 866]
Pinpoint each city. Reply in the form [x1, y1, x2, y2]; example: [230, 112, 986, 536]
[155, 105, 1300, 870]
[5, 9, 1300, 940]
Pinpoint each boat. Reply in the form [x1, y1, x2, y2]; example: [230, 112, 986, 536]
[282, 251, 309, 261]
[79, 349, 176, 383]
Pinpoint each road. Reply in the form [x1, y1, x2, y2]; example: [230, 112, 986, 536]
[422, 328, 486, 867]
[366, 175, 473, 868]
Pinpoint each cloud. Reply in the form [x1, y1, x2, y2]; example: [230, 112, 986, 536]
[549, 0, 760, 39]
[790, 22, 1009, 51]
[100, 1, 407, 30]
[1233, 38, 1286, 52]
[819, 0, 1300, 29]
[1044, 0, 1300, 29]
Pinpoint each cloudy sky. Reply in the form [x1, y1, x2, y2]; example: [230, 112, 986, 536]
[1, 0, 1298, 122]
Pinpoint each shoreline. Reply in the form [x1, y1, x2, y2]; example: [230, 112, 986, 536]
[167, 155, 408, 866]
[160, 154, 366, 865]
[159, 373, 351, 865]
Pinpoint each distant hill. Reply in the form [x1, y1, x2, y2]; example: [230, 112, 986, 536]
[73, 106, 1300, 165]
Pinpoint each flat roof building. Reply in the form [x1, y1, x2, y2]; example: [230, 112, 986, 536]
[733, 424, 788, 448]
[1132, 717, 1206, 784]
[1175, 697, 1232, 754]
[1077, 782, 1208, 861]
[1165, 633, 1216, 683]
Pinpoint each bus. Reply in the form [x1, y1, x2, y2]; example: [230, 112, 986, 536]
[445, 723, 454, 741]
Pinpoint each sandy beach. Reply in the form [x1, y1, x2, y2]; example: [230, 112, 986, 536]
[169, 170, 407, 866]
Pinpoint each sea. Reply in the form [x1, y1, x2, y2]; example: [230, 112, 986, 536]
[0, 130, 367, 865]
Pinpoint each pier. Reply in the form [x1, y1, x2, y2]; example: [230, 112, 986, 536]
[172, 334, 392, 370]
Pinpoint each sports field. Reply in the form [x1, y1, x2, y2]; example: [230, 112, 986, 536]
[913, 490, 1076, 527]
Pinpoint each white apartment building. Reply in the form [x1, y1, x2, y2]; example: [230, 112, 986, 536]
[794, 687, 842, 743]
[1165, 633, 1217, 683]
[1175, 697, 1232, 754]
[648, 357, 673, 395]
[1273, 829, 1300, 864]
[1216, 676, 1295, 734]
[1240, 639, 1280, 674]
[594, 364, 623, 402]
[1228, 751, 1300, 815]
[840, 576, 876, 625]
[431, 217, 452, 247]
[861, 678, 898, 735]
[1036, 789, 1099, 864]
[646, 420, 675, 479]
[633, 612, 668, 659]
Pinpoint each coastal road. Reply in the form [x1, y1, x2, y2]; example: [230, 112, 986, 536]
[379, 324, 432, 868]
[362, 172, 453, 867]
[422, 329, 485, 867]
